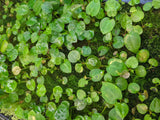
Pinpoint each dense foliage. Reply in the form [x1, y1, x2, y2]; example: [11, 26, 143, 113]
[0, 0, 160, 120]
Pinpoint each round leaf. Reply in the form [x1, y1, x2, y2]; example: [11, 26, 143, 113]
[115, 77, 128, 91]
[1, 80, 17, 93]
[124, 31, 141, 53]
[106, 58, 127, 76]
[100, 17, 115, 34]
[149, 97, 160, 113]
[89, 69, 104, 82]
[131, 10, 144, 22]
[148, 58, 159, 67]
[36, 84, 46, 97]
[136, 104, 148, 114]
[86, 55, 101, 70]
[26, 79, 36, 91]
[125, 56, 138, 69]
[115, 102, 129, 119]
[101, 82, 122, 104]
[135, 65, 147, 77]
[128, 83, 140, 94]
[75, 63, 83, 73]
[81, 46, 91, 57]
[136, 49, 149, 63]
[86, 0, 100, 17]
[60, 59, 72, 73]
[113, 36, 124, 49]
[143, 2, 152, 11]
[152, 0, 160, 9]
[98, 46, 109, 56]
[68, 50, 81, 63]
[77, 89, 86, 100]
[103, 32, 112, 43]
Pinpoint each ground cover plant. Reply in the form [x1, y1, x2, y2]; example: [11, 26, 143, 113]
[0, 0, 160, 120]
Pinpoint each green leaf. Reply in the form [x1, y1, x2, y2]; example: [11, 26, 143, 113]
[109, 108, 122, 120]
[106, 58, 127, 76]
[33, 0, 42, 15]
[152, 0, 160, 9]
[128, 0, 140, 6]
[50, 19, 64, 33]
[37, 76, 45, 84]
[26, 17, 37, 26]
[42, 2, 53, 14]
[60, 59, 72, 73]
[0, 40, 8, 53]
[136, 104, 148, 114]
[54, 101, 70, 120]
[25, 93, 32, 103]
[8, 92, 18, 103]
[66, 31, 77, 44]
[148, 58, 159, 67]
[23, 31, 31, 42]
[105, 0, 121, 17]
[86, 55, 101, 70]
[36, 36, 48, 55]
[104, 73, 112, 82]
[28, 110, 36, 120]
[135, 65, 147, 77]
[86, 0, 100, 17]
[83, 30, 94, 40]
[68, 50, 81, 63]
[125, 56, 138, 69]
[31, 32, 39, 43]
[89, 69, 104, 82]
[36, 84, 46, 97]
[66, 88, 73, 96]
[133, 25, 143, 35]
[81, 46, 92, 57]
[92, 113, 105, 120]
[51, 36, 64, 48]
[100, 17, 115, 34]
[15, 106, 24, 119]
[16, 5, 29, 16]
[6, 48, 18, 62]
[120, 14, 132, 30]
[101, 82, 122, 104]
[18, 42, 29, 55]
[98, 46, 109, 56]
[46, 102, 57, 118]
[149, 97, 160, 113]
[115, 102, 129, 119]
[131, 10, 144, 23]
[113, 36, 124, 49]
[26, 79, 36, 91]
[78, 78, 88, 87]
[124, 31, 141, 53]
[75, 63, 83, 73]
[1, 80, 17, 93]
[53, 86, 63, 103]
[103, 32, 112, 43]
[143, 2, 152, 11]
[128, 83, 140, 94]
[91, 91, 99, 102]
[75, 21, 86, 36]
[0, 64, 9, 81]
[96, 8, 105, 19]
[0, 54, 6, 63]
[115, 77, 128, 91]
[30, 65, 38, 77]
[136, 49, 149, 63]
[74, 99, 87, 111]
[77, 89, 86, 100]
